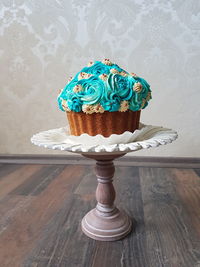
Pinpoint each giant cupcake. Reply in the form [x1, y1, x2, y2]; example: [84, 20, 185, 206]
[57, 59, 152, 137]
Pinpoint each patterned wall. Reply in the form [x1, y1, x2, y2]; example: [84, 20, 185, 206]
[0, 0, 200, 156]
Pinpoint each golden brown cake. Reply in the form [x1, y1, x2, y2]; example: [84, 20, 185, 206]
[66, 110, 141, 137]
[57, 59, 151, 137]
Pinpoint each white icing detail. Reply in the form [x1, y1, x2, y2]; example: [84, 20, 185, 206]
[88, 61, 94, 67]
[133, 82, 142, 93]
[119, 100, 129, 112]
[93, 104, 104, 113]
[141, 98, 146, 108]
[99, 74, 108, 81]
[110, 68, 119, 74]
[67, 76, 73, 84]
[61, 99, 71, 112]
[102, 59, 113, 66]
[78, 72, 92, 80]
[146, 91, 151, 101]
[82, 104, 95, 114]
[73, 84, 84, 93]
[130, 72, 138, 78]
[82, 104, 105, 114]
[120, 71, 129, 77]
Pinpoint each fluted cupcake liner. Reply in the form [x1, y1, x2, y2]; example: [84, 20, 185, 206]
[66, 110, 141, 137]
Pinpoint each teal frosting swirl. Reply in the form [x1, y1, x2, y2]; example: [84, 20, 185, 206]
[78, 76, 105, 105]
[83, 62, 110, 75]
[107, 74, 133, 100]
[57, 60, 152, 112]
[102, 92, 121, 111]
[67, 95, 82, 112]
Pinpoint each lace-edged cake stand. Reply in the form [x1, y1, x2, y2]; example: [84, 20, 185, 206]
[31, 124, 178, 241]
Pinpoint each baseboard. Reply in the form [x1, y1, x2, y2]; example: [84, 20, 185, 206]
[0, 154, 200, 168]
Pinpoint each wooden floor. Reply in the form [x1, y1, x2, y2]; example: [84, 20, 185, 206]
[0, 162, 200, 267]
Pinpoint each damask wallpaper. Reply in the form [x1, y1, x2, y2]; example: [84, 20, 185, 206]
[0, 0, 200, 156]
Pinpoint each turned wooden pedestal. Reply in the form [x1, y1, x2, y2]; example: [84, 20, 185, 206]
[81, 154, 134, 241]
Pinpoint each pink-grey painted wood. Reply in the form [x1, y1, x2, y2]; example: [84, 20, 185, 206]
[81, 154, 134, 241]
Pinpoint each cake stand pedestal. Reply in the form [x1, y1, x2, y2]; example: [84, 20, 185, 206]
[81, 153, 132, 241]
[31, 124, 178, 241]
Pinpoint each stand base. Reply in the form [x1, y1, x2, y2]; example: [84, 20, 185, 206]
[81, 207, 133, 241]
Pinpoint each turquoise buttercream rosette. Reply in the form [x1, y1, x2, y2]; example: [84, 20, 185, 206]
[57, 59, 152, 114]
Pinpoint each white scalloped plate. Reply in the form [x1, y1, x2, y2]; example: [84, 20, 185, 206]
[31, 123, 178, 155]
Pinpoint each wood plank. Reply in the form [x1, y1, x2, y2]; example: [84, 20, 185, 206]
[22, 165, 95, 267]
[139, 167, 200, 267]
[0, 195, 35, 235]
[194, 168, 200, 177]
[0, 165, 84, 267]
[0, 164, 22, 180]
[10, 165, 66, 196]
[0, 165, 43, 200]
[115, 166, 148, 267]
[23, 191, 97, 267]
[172, 169, 200, 239]
[74, 165, 96, 201]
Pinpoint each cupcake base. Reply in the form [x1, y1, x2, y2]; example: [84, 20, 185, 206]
[66, 110, 141, 137]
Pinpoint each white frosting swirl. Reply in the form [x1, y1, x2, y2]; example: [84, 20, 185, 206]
[102, 58, 113, 66]
[88, 61, 94, 67]
[73, 84, 84, 93]
[82, 104, 95, 114]
[93, 104, 104, 113]
[130, 72, 138, 78]
[62, 99, 71, 112]
[82, 103, 105, 114]
[119, 100, 129, 112]
[78, 72, 92, 80]
[120, 71, 129, 77]
[146, 91, 152, 101]
[67, 77, 73, 84]
[110, 68, 119, 74]
[141, 98, 146, 108]
[133, 82, 142, 93]
[99, 74, 108, 81]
